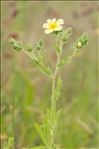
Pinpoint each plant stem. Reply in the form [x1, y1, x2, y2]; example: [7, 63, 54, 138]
[49, 42, 63, 149]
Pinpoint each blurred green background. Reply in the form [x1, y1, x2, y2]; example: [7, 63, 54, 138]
[1, 1, 98, 149]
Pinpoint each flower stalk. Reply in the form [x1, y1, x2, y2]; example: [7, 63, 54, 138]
[49, 41, 63, 149]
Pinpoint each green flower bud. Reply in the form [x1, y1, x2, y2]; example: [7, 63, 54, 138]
[63, 27, 72, 42]
[79, 32, 88, 46]
[12, 42, 22, 51]
[76, 42, 82, 49]
[9, 38, 23, 51]
[36, 40, 44, 50]
[38, 40, 44, 47]
[25, 45, 33, 52]
[75, 32, 88, 49]
[57, 27, 72, 43]
[9, 37, 16, 45]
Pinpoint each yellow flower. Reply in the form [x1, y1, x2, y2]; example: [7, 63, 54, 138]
[43, 18, 64, 34]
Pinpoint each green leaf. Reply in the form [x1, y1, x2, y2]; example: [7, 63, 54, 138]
[34, 123, 47, 146]
[56, 76, 62, 100]
[51, 76, 63, 102]
[57, 57, 68, 67]
[36, 40, 44, 50]
[56, 27, 72, 43]
[62, 27, 72, 42]
[34, 59, 52, 77]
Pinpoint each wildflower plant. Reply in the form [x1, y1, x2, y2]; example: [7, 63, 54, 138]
[9, 18, 88, 149]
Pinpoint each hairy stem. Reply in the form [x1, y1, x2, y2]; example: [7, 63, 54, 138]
[49, 42, 63, 149]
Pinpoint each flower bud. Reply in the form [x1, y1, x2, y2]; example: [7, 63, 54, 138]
[75, 32, 88, 50]
[80, 32, 88, 46]
[36, 40, 44, 50]
[13, 42, 22, 51]
[63, 27, 72, 42]
[56, 27, 72, 43]
[76, 42, 82, 49]
[9, 37, 16, 45]
[25, 45, 33, 52]
[9, 38, 23, 51]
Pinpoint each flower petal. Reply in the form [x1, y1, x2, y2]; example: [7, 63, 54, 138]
[47, 19, 52, 23]
[44, 29, 53, 34]
[57, 19, 64, 25]
[52, 18, 56, 23]
[43, 23, 48, 28]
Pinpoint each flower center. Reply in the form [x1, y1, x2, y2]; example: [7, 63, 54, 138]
[49, 23, 57, 29]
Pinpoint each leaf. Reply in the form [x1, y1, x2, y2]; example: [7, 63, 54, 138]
[36, 40, 44, 50]
[56, 27, 72, 43]
[62, 27, 72, 42]
[51, 76, 63, 102]
[57, 57, 68, 68]
[34, 59, 52, 77]
[57, 76, 62, 90]
[34, 123, 47, 146]
[56, 45, 60, 54]
[56, 76, 62, 100]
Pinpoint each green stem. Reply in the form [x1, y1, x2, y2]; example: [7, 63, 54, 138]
[49, 42, 63, 149]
